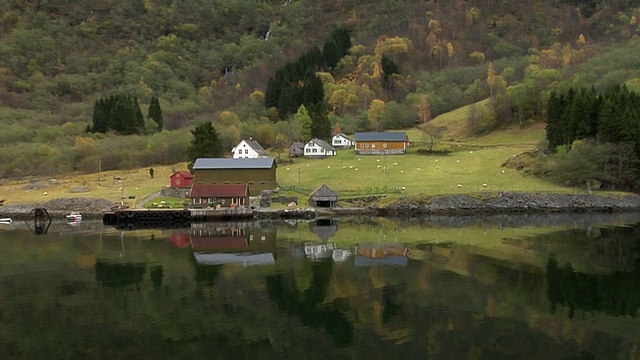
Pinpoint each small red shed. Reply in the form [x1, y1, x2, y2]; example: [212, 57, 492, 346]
[170, 171, 194, 188]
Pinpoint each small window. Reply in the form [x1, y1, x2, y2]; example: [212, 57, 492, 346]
[360, 143, 364, 148]
[371, 144, 376, 148]
[365, 144, 369, 148]
[383, 143, 387, 148]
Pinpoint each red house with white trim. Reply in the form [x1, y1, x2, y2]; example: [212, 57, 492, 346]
[189, 183, 249, 209]
[170, 171, 194, 188]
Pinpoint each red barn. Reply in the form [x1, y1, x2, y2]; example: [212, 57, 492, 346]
[170, 171, 194, 188]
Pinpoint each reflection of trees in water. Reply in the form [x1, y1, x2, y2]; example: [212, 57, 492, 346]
[95, 261, 146, 289]
[189, 253, 222, 286]
[266, 258, 353, 346]
[546, 249, 640, 318]
[381, 286, 402, 325]
[150, 265, 163, 288]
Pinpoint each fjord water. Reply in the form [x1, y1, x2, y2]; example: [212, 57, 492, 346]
[1, 214, 640, 359]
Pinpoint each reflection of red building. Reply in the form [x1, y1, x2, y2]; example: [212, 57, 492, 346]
[355, 244, 410, 258]
[170, 171, 194, 188]
[170, 230, 190, 248]
[190, 223, 278, 266]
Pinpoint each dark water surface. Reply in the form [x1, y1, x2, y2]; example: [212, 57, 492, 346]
[1, 213, 640, 360]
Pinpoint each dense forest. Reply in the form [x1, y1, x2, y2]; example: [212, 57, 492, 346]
[1, 0, 640, 178]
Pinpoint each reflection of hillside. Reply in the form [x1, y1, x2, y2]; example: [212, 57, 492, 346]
[546, 254, 640, 319]
[95, 260, 146, 289]
[266, 258, 353, 347]
[190, 221, 278, 267]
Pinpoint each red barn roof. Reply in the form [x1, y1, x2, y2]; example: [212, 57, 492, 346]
[171, 171, 193, 179]
[190, 184, 248, 198]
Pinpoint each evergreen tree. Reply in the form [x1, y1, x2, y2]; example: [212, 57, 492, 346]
[302, 71, 324, 107]
[148, 96, 164, 131]
[381, 53, 399, 89]
[133, 96, 145, 132]
[265, 76, 282, 109]
[92, 98, 109, 133]
[546, 91, 567, 150]
[322, 38, 341, 70]
[308, 102, 331, 141]
[186, 122, 224, 170]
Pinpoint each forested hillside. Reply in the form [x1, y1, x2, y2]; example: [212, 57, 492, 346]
[1, 0, 640, 178]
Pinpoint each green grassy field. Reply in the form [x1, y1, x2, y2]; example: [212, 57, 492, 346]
[0, 106, 589, 206]
[276, 140, 578, 199]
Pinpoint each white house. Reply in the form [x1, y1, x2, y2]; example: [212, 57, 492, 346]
[332, 133, 353, 148]
[304, 138, 337, 158]
[231, 139, 269, 159]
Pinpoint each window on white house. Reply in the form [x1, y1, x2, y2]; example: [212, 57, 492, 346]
[244, 149, 248, 154]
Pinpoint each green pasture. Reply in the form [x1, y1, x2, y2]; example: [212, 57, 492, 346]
[276, 143, 580, 198]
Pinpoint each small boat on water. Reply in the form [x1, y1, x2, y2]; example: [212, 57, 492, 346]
[66, 212, 82, 221]
[0, 218, 12, 224]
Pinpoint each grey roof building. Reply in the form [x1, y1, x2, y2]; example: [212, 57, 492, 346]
[193, 158, 275, 170]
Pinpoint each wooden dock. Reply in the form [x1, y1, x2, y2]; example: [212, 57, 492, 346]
[103, 208, 254, 229]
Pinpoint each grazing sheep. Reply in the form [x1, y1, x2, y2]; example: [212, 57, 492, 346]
[416, 168, 421, 171]
[435, 159, 438, 162]
[400, 170, 404, 173]
[457, 184, 462, 188]
[501, 170, 505, 173]
[327, 165, 331, 168]
[43, 191, 48, 196]
[482, 183, 488, 187]
[456, 160, 460, 163]
[286, 168, 290, 171]
[470, 151, 473, 154]
[349, 165, 353, 169]
[394, 162, 398, 166]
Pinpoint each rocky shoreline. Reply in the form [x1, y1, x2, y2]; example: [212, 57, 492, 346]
[2, 192, 640, 221]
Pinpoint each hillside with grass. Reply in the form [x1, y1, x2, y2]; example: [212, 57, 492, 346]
[0, 103, 573, 208]
[1, 0, 640, 181]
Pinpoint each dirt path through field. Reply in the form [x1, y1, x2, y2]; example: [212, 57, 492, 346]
[136, 191, 161, 208]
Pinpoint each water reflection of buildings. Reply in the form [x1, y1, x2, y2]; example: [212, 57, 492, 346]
[189, 221, 278, 266]
[291, 242, 410, 266]
[355, 243, 410, 267]
[309, 218, 339, 242]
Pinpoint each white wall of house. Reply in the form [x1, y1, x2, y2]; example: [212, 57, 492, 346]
[232, 140, 261, 159]
[332, 134, 352, 148]
[304, 141, 336, 157]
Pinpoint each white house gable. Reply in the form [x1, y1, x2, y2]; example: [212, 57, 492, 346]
[331, 133, 353, 148]
[304, 139, 336, 157]
[232, 139, 267, 159]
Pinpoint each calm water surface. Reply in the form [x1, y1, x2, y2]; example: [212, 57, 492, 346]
[1, 213, 640, 359]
